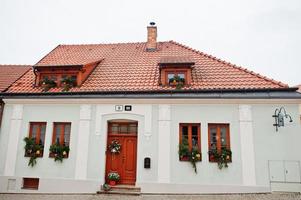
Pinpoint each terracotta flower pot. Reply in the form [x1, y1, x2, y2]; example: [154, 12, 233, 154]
[109, 180, 116, 186]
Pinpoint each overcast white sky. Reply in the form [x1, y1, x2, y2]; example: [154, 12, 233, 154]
[0, 0, 300, 86]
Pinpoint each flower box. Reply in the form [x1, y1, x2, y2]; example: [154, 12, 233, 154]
[24, 150, 44, 158]
[49, 152, 69, 158]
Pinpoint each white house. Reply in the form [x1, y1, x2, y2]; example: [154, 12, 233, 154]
[0, 23, 301, 194]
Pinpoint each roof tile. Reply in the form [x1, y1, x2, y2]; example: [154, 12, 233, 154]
[6, 41, 288, 93]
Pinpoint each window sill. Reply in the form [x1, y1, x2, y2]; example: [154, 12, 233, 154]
[24, 152, 44, 158]
[179, 156, 202, 162]
[21, 187, 38, 190]
[49, 153, 69, 159]
[209, 157, 232, 163]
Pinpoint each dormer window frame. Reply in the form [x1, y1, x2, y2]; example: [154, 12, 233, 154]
[40, 72, 78, 87]
[160, 66, 192, 87]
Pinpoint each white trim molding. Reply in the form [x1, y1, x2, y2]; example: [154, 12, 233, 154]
[239, 105, 257, 186]
[75, 105, 92, 180]
[157, 104, 171, 183]
[4, 105, 24, 176]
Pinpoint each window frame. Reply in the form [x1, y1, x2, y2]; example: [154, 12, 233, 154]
[22, 178, 39, 190]
[179, 123, 201, 161]
[108, 122, 138, 136]
[52, 122, 72, 146]
[165, 70, 187, 85]
[40, 73, 78, 87]
[160, 67, 192, 86]
[26, 122, 47, 157]
[208, 123, 231, 162]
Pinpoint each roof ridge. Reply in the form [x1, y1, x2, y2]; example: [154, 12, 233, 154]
[59, 41, 147, 46]
[169, 40, 289, 88]
[0, 64, 31, 67]
[34, 45, 61, 66]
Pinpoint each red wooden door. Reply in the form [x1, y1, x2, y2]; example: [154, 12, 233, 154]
[105, 122, 137, 185]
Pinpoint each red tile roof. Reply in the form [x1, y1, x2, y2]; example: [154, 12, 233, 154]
[0, 65, 31, 92]
[6, 41, 288, 93]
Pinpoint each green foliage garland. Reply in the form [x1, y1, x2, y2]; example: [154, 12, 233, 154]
[108, 140, 121, 154]
[49, 142, 70, 162]
[61, 76, 77, 92]
[41, 77, 57, 92]
[208, 148, 232, 169]
[179, 138, 201, 173]
[23, 137, 43, 167]
[169, 75, 185, 89]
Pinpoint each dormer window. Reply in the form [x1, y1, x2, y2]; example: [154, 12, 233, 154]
[33, 59, 102, 92]
[166, 71, 186, 86]
[158, 57, 194, 88]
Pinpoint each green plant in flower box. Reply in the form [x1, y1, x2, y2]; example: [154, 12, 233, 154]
[107, 172, 120, 181]
[179, 138, 202, 173]
[23, 137, 44, 167]
[169, 75, 185, 89]
[178, 138, 190, 160]
[41, 77, 57, 92]
[208, 147, 232, 169]
[61, 76, 77, 92]
[49, 142, 70, 162]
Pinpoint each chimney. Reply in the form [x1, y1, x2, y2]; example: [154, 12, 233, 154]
[146, 22, 157, 51]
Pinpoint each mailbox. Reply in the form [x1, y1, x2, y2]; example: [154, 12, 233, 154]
[144, 157, 151, 169]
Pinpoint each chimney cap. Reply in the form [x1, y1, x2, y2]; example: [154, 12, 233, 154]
[149, 22, 156, 26]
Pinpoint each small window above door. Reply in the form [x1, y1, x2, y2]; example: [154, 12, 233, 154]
[108, 122, 138, 135]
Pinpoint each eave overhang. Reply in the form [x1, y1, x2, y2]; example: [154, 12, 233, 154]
[1, 88, 301, 99]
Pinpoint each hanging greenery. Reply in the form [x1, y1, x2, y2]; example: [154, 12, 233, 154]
[49, 142, 70, 162]
[178, 138, 201, 173]
[169, 75, 185, 89]
[61, 76, 77, 92]
[23, 137, 43, 167]
[208, 148, 232, 169]
[41, 77, 57, 92]
[108, 140, 121, 154]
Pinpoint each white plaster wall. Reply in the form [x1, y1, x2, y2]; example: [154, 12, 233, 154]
[14, 104, 80, 179]
[252, 104, 301, 188]
[0, 100, 300, 193]
[170, 104, 243, 185]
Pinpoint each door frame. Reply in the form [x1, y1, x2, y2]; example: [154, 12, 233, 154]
[104, 120, 138, 185]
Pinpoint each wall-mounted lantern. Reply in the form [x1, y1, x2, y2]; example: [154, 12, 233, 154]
[272, 107, 293, 132]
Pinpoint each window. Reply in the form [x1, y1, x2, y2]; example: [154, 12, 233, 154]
[179, 123, 201, 161]
[166, 70, 187, 85]
[108, 122, 137, 135]
[160, 67, 192, 86]
[40, 74, 77, 87]
[52, 122, 71, 146]
[22, 178, 39, 190]
[26, 122, 46, 157]
[208, 124, 231, 162]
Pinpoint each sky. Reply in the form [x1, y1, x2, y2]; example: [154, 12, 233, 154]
[0, 0, 300, 86]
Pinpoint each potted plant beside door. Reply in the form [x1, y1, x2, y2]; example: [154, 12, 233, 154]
[107, 172, 120, 186]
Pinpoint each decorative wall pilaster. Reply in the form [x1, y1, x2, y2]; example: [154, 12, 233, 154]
[75, 105, 91, 180]
[239, 105, 256, 186]
[157, 105, 171, 183]
[4, 105, 23, 176]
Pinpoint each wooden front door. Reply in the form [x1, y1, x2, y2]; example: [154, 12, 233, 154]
[105, 122, 138, 185]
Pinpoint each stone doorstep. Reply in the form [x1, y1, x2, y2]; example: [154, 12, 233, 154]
[98, 184, 141, 195]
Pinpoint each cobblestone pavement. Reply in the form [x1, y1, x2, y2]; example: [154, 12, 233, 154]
[0, 193, 301, 200]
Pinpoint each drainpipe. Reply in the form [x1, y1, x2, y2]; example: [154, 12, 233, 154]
[33, 66, 38, 86]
